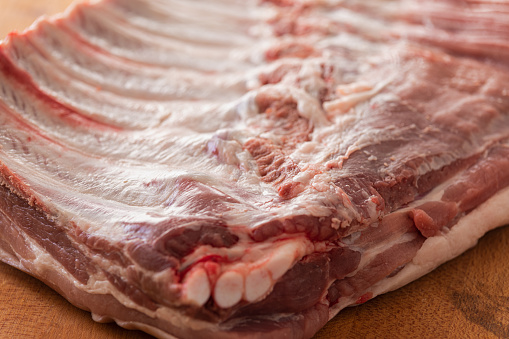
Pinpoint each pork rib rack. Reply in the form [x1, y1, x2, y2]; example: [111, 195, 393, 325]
[1, 0, 509, 338]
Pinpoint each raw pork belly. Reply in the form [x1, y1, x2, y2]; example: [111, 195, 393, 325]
[1, 0, 509, 338]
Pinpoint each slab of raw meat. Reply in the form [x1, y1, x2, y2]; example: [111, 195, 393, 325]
[1, 0, 509, 338]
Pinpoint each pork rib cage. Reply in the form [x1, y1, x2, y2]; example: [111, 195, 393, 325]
[1, 0, 509, 338]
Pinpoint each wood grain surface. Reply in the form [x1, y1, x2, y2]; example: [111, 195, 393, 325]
[1, 1, 508, 338]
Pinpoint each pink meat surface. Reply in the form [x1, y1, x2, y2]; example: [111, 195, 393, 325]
[1, 0, 509, 338]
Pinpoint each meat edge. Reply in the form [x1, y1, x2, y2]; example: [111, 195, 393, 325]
[0, 184, 508, 339]
[0, 207, 325, 339]
[328, 184, 509, 320]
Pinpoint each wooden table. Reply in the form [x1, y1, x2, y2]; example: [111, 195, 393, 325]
[1, 1, 508, 338]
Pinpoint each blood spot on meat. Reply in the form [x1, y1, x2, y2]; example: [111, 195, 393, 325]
[355, 292, 373, 304]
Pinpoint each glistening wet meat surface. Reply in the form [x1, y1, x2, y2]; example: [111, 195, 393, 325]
[1, 1, 509, 338]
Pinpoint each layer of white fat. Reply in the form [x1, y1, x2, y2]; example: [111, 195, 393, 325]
[0, 217, 226, 337]
[63, 2, 265, 71]
[0, 207, 149, 316]
[328, 184, 509, 319]
[0, 0, 265, 231]
[0, 0, 508, 337]
[2, 0, 507, 318]
[0, 195, 243, 335]
[7, 156, 500, 335]
[95, 318, 178, 339]
[7, 32, 250, 128]
[0, 0, 400, 243]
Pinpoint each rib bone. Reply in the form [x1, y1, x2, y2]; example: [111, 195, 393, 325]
[244, 267, 272, 302]
[181, 267, 211, 307]
[214, 270, 244, 308]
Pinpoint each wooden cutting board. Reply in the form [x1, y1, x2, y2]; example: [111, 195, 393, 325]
[1, 1, 508, 338]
